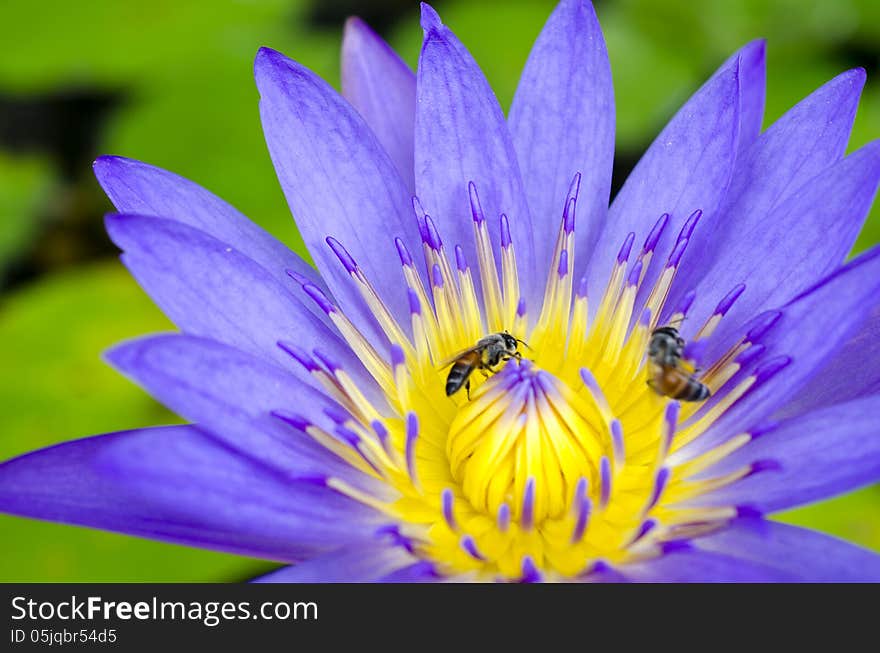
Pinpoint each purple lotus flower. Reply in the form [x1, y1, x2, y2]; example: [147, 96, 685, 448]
[2, 0, 880, 582]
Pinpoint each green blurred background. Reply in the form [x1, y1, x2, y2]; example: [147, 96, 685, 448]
[0, 0, 878, 581]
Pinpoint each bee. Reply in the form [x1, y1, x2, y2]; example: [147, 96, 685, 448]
[442, 331, 525, 398]
[647, 325, 710, 401]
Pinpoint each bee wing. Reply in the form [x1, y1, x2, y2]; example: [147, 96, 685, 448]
[434, 346, 482, 370]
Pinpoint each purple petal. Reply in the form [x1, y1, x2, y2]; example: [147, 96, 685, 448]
[106, 333, 391, 496]
[732, 40, 766, 154]
[685, 245, 880, 458]
[694, 518, 880, 582]
[586, 46, 741, 305]
[509, 0, 614, 280]
[255, 47, 420, 345]
[93, 156, 328, 301]
[253, 543, 415, 582]
[0, 427, 379, 563]
[779, 305, 880, 416]
[415, 4, 536, 303]
[680, 395, 880, 514]
[341, 17, 416, 192]
[671, 72, 872, 345]
[104, 214, 379, 401]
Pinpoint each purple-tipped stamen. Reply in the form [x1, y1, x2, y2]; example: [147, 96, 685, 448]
[516, 297, 527, 318]
[610, 419, 625, 466]
[431, 263, 444, 289]
[323, 404, 351, 425]
[390, 343, 406, 369]
[643, 213, 669, 253]
[599, 456, 612, 509]
[647, 467, 670, 511]
[405, 411, 419, 484]
[630, 518, 657, 545]
[312, 348, 341, 373]
[497, 503, 511, 532]
[639, 307, 653, 327]
[468, 181, 485, 224]
[271, 410, 311, 432]
[460, 535, 485, 561]
[677, 209, 702, 243]
[571, 493, 592, 543]
[395, 237, 413, 266]
[454, 244, 468, 273]
[558, 249, 569, 278]
[412, 195, 429, 240]
[371, 419, 390, 449]
[407, 287, 421, 316]
[576, 274, 589, 299]
[714, 283, 746, 316]
[500, 214, 512, 249]
[675, 289, 697, 317]
[334, 425, 361, 448]
[735, 343, 766, 368]
[277, 341, 320, 372]
[302, 283, 336, 314]
[746, 310, 783, 342]
[749, 421, 780, 440]
[326, 236, 358, 273]
[521, 477, 536, 530]
[423, 215, 443, 251]
[662, 401, 679, 454]
[285, 268, 311, 286]
[563, 197, 577, 234]
[520, 556, 542, 583]
[375, 525, 415, 554]
[753, 355, 792, 384]
[617, 232, 636, 264]
[442, 488, 457, 531]
[747, 459, 783, 477]
[626, 259, 643, 287]
[667, 238, 689, 268]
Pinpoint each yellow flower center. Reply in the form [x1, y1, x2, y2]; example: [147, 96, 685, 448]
[286, 179, 777, 581]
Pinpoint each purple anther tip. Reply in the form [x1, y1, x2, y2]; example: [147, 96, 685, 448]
[390, 343, 406, 369]
[468, 182, 485, 223]
[406, 411, 419, 440]
[312, 348, 340, 372]
[576, 274, 589, 299]
[664, 401, 680, 430]
[334, 425, 360, 447]
[442, 488, 457, 530]
[746, 310, 782, 343]
[371, 419, 389, 443]
[749, 421, 779, 440]
[677, 209, 702, 242]
[736, 505, 763, 519]
[749, 459, 782, 476]
[407, 287, 421, 315]
[667, 238, 689, 268]
[424, 214, 443, 250]
[277, 341, 319, 371]
[516, 297, 527, 318]
[291, 474, 329, 487]
[271, 410, 310, 432]
[558, 249, 569, 278]
[395, 237, 413, 266]
[639, 307, 653, 327]
[567, 171, 582, 202]
[521, 477, 536, 530]
[302, 283, 335, 314]
[285, 268, 310, 286]
[617, 232, 636, 263]
[648, 467, 670, 510]
[643, 213, 669, 253]
[497, 503, 511, 532]
[626, 259, 643, 287]
[715, 283, 746, 316]
[611, 419, 625, 461]
[461, 535, 485, 561]
[676, 289, 697, 316]
[632, 519, 657, 544]
[754, 356, 791, 384]
[375, 525, 415, 554]
[431, 263, 444, 288]
[735, 343, 766, 368]
[579, 368, 601, 395]
[454, 244, 468, 272]
[571, 494, 592, 543]
[659, 539, 692, 554]
[520, 556, 541, 583]
[326, 236, 358, 273]
[322, 404, 350, 425]
[599, 456, 612, 507]
[563, 197, 576, 234]
[500, 214, 512, 248]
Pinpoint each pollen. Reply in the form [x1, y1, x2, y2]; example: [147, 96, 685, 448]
[283, 174, 781, 581]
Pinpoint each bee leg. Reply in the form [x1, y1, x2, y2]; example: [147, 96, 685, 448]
[465, 380, 471, 400]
